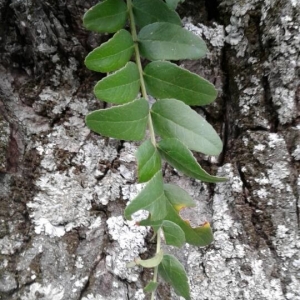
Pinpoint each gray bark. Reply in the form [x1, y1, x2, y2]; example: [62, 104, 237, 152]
[0, 0, 299, 299]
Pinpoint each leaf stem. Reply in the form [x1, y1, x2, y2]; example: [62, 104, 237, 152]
[150, 228, 161, 300]
[127, 0, 156, 146]
[127, 2, 161, 298]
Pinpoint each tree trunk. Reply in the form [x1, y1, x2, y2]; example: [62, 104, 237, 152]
[0, 0, 299, 299]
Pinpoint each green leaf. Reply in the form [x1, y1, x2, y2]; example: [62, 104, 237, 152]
[138, 219, 186, 247]
[139, 184, 213, 246]
[125, 171, 167, 221]
[136, 140, 161, 183]
[144, 61, 217, 106]
[86, 98, 148, 141]
[165, 0, 184, 10]
[138, 219, 162, 233]
[158, 254, 190, 300]
[138, 22, 207, 61]
[94, 62, 140, 104]
[139, 184, 213, 247]
[132, 0, 181, 28]
[151, 99, 223, 155]
[164, 184, 213, 246]
[163, 184, 195, 210]
[144, 281, 159, 293]
[162, 220, 185, 247]
[83, 0, 127, 33]
[135, 250, 164, 268]
[158, 138, 227, 183]
[85, 29, 134, 73]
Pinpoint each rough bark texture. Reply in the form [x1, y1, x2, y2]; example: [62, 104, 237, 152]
[0, 0, 299, 299]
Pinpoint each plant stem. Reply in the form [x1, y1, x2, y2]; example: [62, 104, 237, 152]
[127, 2, 160, 299]
[127, 0, 156, 146]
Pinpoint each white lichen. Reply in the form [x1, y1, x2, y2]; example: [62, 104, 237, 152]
[225, 13, 249, 57]
[261, 1, 299, 124]
[106, 216, 148, 282]
[183, 18, 225, 50]
[82, 295, 103, 300]
[134, 289, 145, 300]
[181, 163, 293, 300]
[0, 235, 24, 255]
[27, 87, 124, 237]
[245, 130, 300, 299]
[292, 145, 300, 160]
[254, 187, 269, 199]
[0, 271, 18, 293]
[21, 283, 64, 300]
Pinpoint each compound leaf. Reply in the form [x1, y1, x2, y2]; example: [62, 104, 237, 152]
[158, 254, 190, 300]
[86, 98, 148, 141]
[136, 140, 161, 183]
[144, 61, 217, 106]
[132, 0, 181, 28]
[85, 29, 134, 73]
[94, 62, 140, 104]
[138, 22, 207, 61]
[151, 99, 223, 155]
[158, 138, 227, 183]
[83, 0, 127, 33]
[125, 171, 167, 221]
[162, 220, 185, 247]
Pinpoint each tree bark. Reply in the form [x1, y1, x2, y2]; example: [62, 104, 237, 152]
[0, 0, 299, 299]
